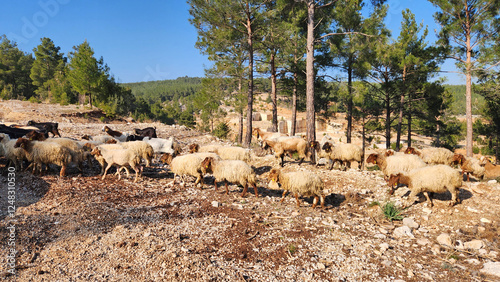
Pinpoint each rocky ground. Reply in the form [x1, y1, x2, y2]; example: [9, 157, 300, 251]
[0, 100, 499, 281]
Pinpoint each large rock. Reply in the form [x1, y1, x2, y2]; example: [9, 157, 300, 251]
[436, 233, 453, 247]
[402, 218, 419, 229]
[481, 262, 500, 277]
[393, 226, 414, 238]
[464, 240, 484, 250]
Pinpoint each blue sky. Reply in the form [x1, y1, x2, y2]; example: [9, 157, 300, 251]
[1, 0, 462, 84]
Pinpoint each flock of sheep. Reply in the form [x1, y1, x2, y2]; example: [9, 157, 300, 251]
[1, 122, 500, 210]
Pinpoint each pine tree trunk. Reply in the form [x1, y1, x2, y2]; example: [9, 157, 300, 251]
[465, 38, 473, 157]
[244, 6, 254, 148]
[238, 78, 243, 144]
[306, 0, 316, 163]
[384, 78, 391, 150]
[270, 52, 278, 132]
[346, 57, 353, 144]
[407, 90, 412, 147]
[396, 66, 406, 151]
[291, 70, 298, 137]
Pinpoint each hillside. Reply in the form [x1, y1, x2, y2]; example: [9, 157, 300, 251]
[0, 100, 499, 280]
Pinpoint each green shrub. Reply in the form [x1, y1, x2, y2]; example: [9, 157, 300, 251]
[381, 202, 404, 221]
[28, 96, 41, 103]
[212, 121, 231, 139]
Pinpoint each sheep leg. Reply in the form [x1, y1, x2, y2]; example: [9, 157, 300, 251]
[132, 165, 139, 183]
[298, 157, 304, 165]
[102, 164, 113, 180]
[312, 196, 319, 209]
[214, 180, 218, 192]
[280, 190, 288, 204]
[294, 193, 300, 207]
[404, 190, 419, 208]
[449, 188, 458, 206]
[225, 182, 230, 195]
[279, 155, 284, 167]
[252, 184, 259, 197]
[423, 192, 433, 207]
[60, 165, 67, 177]
[241, 184, 248, 197]
[194, 174, 203, 190]
[320, 195, 325, 209]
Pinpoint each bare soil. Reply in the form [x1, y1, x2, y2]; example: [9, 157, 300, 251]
[0, 100, 499, 281]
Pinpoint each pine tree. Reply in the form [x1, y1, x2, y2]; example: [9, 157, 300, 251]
[30, 37, 65, 101]
[67, 40, 100, 108]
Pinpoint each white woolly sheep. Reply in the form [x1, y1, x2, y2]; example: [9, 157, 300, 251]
[162, 153, 206, 188]
[201, 157, 259, 197]
[0, 134, 27, 170]
[366, 152, 426, 194]
[81, 134, 115, 144]
[214, 146, 252, 162]
[405, 146, 457, 165]
[262, 138, 309, 167]
[14, 138, 72, 177]
[316, 142, 363, 170]
[451, 154, 485, 181]
[90, 147, 142, 182]
[198, 144, 223, 153]
[47, 137, 92, 171]
[117, 141, 154, 167]
[387, 165, 462, 207]
[267, 168, 325, 209]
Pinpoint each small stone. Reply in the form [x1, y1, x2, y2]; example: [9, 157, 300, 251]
[393, 226, 414, 238]
[408, 270, 414, 278]
[467, 207, 479, 213]
[490, 251, 499, 258]
[478, 249, 488, 255]
[374, 233, 387, 239]
[480, 218, 492, 223]
[431, 244, 441, 255]
[481, 262, 500, 278]
[417, 238, 431, 246]
[464, 239, 484, 250]
[478, 226, 486, 232]
[181, 247, 190, 253]
[379, 228, 388, 234]
[317, 263, 326, 270]
[437, 233, 452, 247]
[291, 212, 300, 217]
[382, 260, 392, 267]
[465, 258, 481, 265]
[211, 201, 220, 208]
[379, 243, 390, 253]
[488, 179, 497, 184]
[422, 207, 432, 214]
[403, 218, 419, 229]
[422, 215, 429, 221]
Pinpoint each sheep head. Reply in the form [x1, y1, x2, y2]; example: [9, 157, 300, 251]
[384, 150, 395, 157]
[366, 153, 379, 164]
[188, 143, 199, 154]
[102, 126, 110, 132]
[14, 138, 29, 149]
[90, 147, 102, 157]
[404, 147, 420, 156]
[267, 168, 281, 183]
[160, 153, 173, 165]
[106, 139, 118, 144]
[201, 157, 214, 172]
[262, 140, 271, 150]
[26, 130, 46, 141]
[451, 153, 465, 165]
[322, 142, 333, 153]
[81, 134, 91, 140]
[309, 141, 320, 151]
[82, 143, 95, 151]
[252, 128, 260, 138]
[387, 173, 401, 187]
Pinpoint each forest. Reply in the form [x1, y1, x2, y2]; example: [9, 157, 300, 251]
[0, 0, 499, 156]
